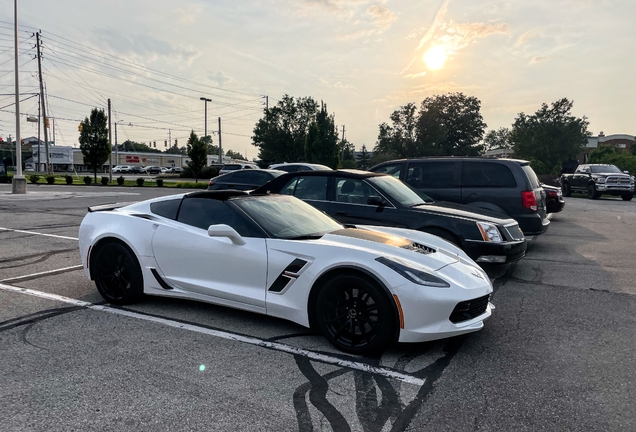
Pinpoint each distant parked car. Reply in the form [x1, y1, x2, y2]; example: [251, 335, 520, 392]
[161, 167, 171, 174]
[208, 169, 285, 191]
[169, 167, 184, 174]
[560, 164, 634, 201]
[129, 166, 147, 174]
[146, 166, 161, 175]
[112, 165, 133, 174]
[542, 184, 565, 214]
[219, 162, 260, 175]
[267, 162, 332, 172]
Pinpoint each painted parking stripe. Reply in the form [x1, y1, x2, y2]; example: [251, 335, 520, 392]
[0, 265, 84, 283]
[0, 227, 78, 241]
[0, 283, 426, 386]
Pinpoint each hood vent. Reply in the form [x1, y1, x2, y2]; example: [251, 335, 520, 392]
[402, 242, 436, 255]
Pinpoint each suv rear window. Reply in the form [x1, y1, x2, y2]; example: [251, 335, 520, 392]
[463, 162, 516, 188]
[521, 165, 540, 189]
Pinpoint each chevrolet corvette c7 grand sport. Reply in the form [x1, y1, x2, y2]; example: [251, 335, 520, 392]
[79, 191, 494, 354]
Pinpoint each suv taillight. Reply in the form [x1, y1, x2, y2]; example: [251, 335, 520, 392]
[522, 191, 537, 212]
[208, 180, 214, 186]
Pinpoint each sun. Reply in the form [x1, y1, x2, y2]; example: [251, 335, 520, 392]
[423, 47, 447, 70]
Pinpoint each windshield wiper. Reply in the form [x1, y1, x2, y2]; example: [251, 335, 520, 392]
[287, 233, 324, 240]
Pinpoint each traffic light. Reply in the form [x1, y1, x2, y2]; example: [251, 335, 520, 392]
[153, 141, 156, 148]
[164, 140, 167, 147]
[78, 122, 83, 132]
[174, 139, 178, 146]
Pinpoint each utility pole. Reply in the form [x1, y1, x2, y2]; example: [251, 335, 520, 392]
[218, 117, 222, 164]
[37, 96, 41, 172]
[35, 31, 51, 175]
[168, 129, 171, 150]
[11, 0, 26, 193]
[340, 125, 346, 161]
[200, 97, 211, 140]
[108, 99, 112, 182]
[265, 95, 268, 110]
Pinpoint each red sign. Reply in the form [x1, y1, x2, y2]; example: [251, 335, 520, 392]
[125, 156, 140, 163]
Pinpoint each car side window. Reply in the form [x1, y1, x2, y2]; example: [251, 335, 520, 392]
[280, 177, 299, 195]
[463, 162, 517, 188]
[408, 161, 461, 188]
[177, 198, 262, 237]
[251, 171, 272, 184]
[232, 171, 253, 183]
[335, 178, 376, 204]
[150, 198, 181, 220]
[293, 176, 328, 200]
[373, 163, 402, 178]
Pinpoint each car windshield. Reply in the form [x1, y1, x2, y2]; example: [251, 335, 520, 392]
[368, 175, 434, 206]
[233, 195, 342, 239]
[591, 165, 621, 173]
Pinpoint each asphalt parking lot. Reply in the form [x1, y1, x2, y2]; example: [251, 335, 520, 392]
[1, 184, 635, 431]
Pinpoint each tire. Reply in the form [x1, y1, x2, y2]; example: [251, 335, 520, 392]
[561, 183, 571, 197]
[92, 241, 144, 305]
[587, 184, 600, 200]
[315, 274, 395, 354]
[622, 194, 633, 201]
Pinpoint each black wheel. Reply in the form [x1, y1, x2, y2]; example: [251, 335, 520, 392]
[315, 274, 395, 354]
[622, 194, 633, 201]
[561, 183, 571, 197]
[587, 184, 600, 200]
[92, 241, 144, 304]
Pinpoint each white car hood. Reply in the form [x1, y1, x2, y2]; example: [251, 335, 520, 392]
[316, 228, 459, 271]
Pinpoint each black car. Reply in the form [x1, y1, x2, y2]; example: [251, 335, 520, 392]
[129, 166, 147, 174]
[370, 157, 549, 236]
[208, 169, 286, 191]
[542, 184, 565, 214]
[254, 170, 527, 265]
[146, 166, 161, 175]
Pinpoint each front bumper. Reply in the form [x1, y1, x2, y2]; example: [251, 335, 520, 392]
[516, 213, 549, 236]
[463, 239, 527, 264]
[595, 184, 634, 194]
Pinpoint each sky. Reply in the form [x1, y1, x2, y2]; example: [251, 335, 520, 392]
[0, 0, 634, 160]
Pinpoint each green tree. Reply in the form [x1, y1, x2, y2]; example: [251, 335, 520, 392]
[186, 131, 207, 183]
[588, 145, 616, 163]
[252, 95, 319, 165]
[119, 140, 162, 153]
[79, 108, 110, 183]
[339, 140, 356, 169]
[417, 93, 486, 156]
[165, 145, 187, 155]
[374, 103, 422, 158]
[483, 127, 512, 152]
[225, 149, 246, 160]
[356, 144, 371, 169]
[588, 146, 636, 174]
[510, 98, 590, 174]
[306, 102, 340, 168]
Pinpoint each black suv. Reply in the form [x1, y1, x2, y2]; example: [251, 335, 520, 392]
[370, 158, 549, 236]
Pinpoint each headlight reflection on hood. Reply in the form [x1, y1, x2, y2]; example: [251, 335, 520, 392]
[375, 257, 450, 288]
[476, 222, 503, 242]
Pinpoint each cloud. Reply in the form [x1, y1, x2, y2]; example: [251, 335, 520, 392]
[176, 4, 204, 24]
[437, 21, 509, 54]
[531, 55, 550, 63]
[208, 71, 233, 87]
[367, 5, 396, 32]
[515, 30, 539, 47]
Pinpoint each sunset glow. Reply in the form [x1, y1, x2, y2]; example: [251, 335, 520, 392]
[423, 47, 447, 70]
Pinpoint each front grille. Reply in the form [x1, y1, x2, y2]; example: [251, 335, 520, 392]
[504, 224, 524, 240]
[449, 295, 490, 323]
[605, 176, 630, 186]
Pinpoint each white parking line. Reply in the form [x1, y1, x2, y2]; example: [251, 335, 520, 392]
[0, 265, 84, 283]
[0, 227, 78, 241]
[0, 283, 426, 386]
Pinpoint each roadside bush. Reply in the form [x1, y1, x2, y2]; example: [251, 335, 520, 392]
[28, 174, 40, 184]
[136, 177, 145, 187]
[181, 165, 220, 179]
[46, 175, 55, 185]
[156, 178, 164, 187]
[0, 174, 13, 183]
[175, 182, 207, 189]
[116, 176, 125, 186]
[101, 176, 109, 186]
[65, 175, 73, 185]
[83, 176, 92, 185]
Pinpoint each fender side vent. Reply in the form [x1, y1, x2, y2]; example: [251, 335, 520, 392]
[151, 268, 173, 290]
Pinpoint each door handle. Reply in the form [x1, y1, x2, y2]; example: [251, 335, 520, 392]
[335, 211, 346, 216]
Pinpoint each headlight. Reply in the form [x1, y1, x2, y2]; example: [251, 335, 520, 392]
[376, 257, 450, 288]
[476, 222, 503, 242]
[595, 177, 606, 184]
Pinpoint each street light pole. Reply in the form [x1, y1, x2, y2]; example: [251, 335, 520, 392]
[200, 97, 211, 140]
[114, 120, 124, 167]
[11, 0, 26, 193]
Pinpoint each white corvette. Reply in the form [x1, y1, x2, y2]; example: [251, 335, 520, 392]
[79, 191, 494, 354]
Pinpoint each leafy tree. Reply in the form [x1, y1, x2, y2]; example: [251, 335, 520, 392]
[118, 140, 162, 153]
[225, 149, 246, 160]
[417, 93, 485, 156]
[356, 144, 371, 169]
[510, 98, 590, 174]
[252, 95, 319, 165]
[306, 102, 340, 168]
[339, 140, 356, 169]
[79, 108, 110, 183]
[588, 145, 616, 163]
[165, 145, 187, 155]
[483, 127, 512, 152]
[186, 131, 207, 183]
[374, 93, 486, 157]
[588, 146, 636, 174]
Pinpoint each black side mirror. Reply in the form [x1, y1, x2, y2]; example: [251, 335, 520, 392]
[367, 196, 385, 206]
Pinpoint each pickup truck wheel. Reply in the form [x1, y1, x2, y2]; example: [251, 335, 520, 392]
[561, 183, 571, 197]
[587, 184, 600, 200]
[622, 194, 633, 201]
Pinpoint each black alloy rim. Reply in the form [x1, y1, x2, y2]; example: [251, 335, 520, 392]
[321, 284, 379, 348]
[96, 245, 134, 300]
